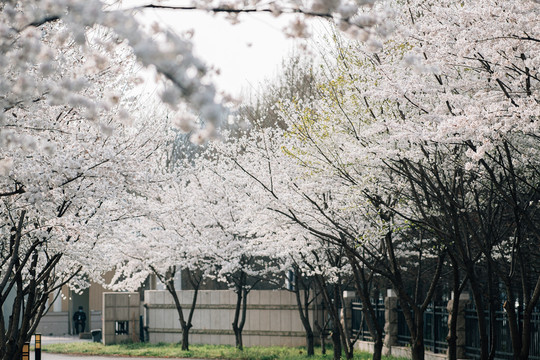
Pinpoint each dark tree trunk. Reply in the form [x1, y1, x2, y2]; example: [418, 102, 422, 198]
[373, 337, 383, 360]
[519, 276, 540, 360]
[233, 323, 243, 351]
[344, 343, 354, 360]
[181, 325, 191, 351]
[152, 266, 201, 351]
[410, 309, 425, 360]
[399, 299, 422, 360]
[306, 332, 315, 356]
[391, 251, 445, 360]
[518, 276, 540, 360]
[1, 210, 77, 360]
[469, 274, 489, 360]
[348, 254, 383, 360]
[313, 274, 343, 360]
[332, 323, 342, 360]
[320, 326, 326, 355]
[447, 255, 462, 360]
[499, 232, 540, 360]
[487, 262, 497, 360]
[232, 272, 248, 350]
[292, 268, 315, 356]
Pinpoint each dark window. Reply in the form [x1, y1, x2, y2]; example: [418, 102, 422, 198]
[115, 321, 129, 335]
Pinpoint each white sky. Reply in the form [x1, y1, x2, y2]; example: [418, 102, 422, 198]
[139, 8, 309, 97]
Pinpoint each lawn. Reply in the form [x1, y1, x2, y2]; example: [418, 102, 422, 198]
[43, 342, 405, 360]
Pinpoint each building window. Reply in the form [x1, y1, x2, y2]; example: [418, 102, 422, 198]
[115, 321, 129, 335]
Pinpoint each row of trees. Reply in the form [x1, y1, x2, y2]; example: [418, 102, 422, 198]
[0, 1, 384, 359]
[106, 2, 540, 360]
[2, 1, 539, 360]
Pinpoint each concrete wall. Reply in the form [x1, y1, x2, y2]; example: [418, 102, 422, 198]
[391, 346, 447, 360]
[90, 310, 102, 330]
[36, 310, 102, 336]
[36, 312, 69, 336]
[102, 292, 140, 345]
[144, 290, 321, 347]
[356, 340, 446, 360]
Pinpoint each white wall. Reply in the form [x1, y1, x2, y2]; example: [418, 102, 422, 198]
[144, 290, 321, 347]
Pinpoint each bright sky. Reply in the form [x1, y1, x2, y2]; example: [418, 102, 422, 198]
[140, 8, 308, 97]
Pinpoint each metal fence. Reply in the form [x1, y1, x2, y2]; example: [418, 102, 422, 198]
[465, 305, 540, 360]
[396, 302, 449, 354]
[351, 299, 385, 341]
[350, 298, 540, 360]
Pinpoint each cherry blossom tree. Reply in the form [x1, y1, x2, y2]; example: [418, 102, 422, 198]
[4, 1, 539, 360]
[0, 12, 183, 356]
[359, 2, 540, 359]
[212, 2, 540, 360]
[0, 0, 389, 356]
[0, 75, 174, 360]
[182, 155, 279, 351]
[306, 1, 539, 359]
[105, 196, 213, 351]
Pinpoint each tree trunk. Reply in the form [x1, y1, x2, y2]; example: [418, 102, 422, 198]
[469, 275, 489, 360]
[181, 325, 191, 351]
[365, 302, 384, 360]
[410, 310, 425, 360]
[411, 340, 425, 360]
[447, 255, 461, 360]
[232, 289, 243, 350]
[320, 330, 326, 355]
[373, 336, 383, 360]
[519, 275, 540, 360]
[344, 343, 354, 360]
[154, 266, 200, 352]
[519, 316, 531, 360]
[487, 263, 497, 360]
[347, 255, 383, 360]
[233, 323, 243, 351]
[503, 293, 521, 360]
[447, 297, 459, 360]
[0, 211, 75, 360]
[292, 269, 315, 356]
[232, 272, 248, 350]
[332, 323, 342, 360]
[315, 277, 342, 360]
[306, 332, 315, 357]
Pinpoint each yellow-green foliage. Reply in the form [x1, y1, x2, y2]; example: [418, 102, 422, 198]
[278, 34, 414, 177]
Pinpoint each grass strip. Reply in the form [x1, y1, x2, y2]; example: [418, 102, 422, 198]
[43, 342, 408, 360]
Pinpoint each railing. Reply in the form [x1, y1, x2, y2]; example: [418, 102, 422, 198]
[351, 299, 385, 341]
[350, 297, 540, 360]
[396, 302, 449, 354]
[465, 305, 540, 360]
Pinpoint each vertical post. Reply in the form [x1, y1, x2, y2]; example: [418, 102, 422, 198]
[432, 303, 436, 353]
[21, 342, 30, 360]
[447, 292, 470, 359]
[340, 291, 354, 334]
[383, 289, 398, 356]
[35, 333, 42, 360]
